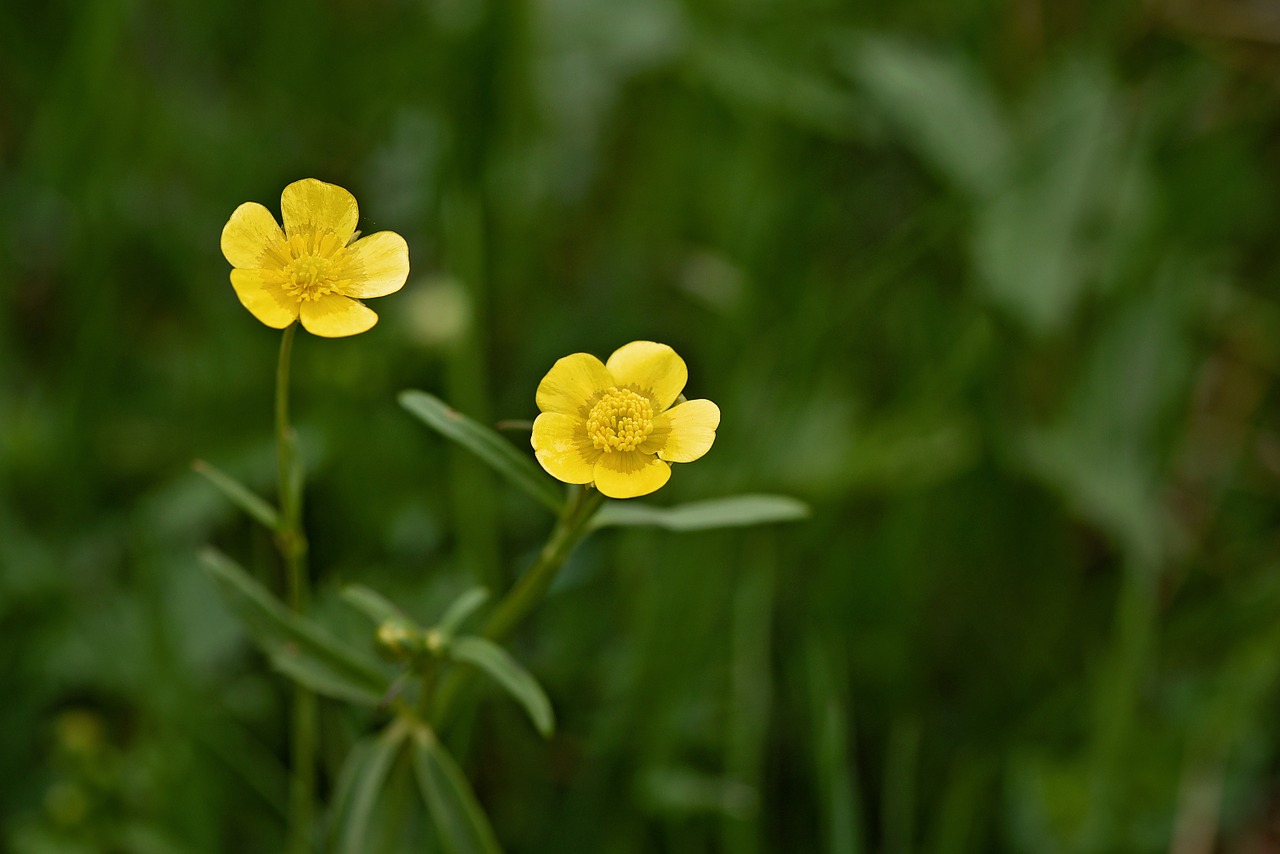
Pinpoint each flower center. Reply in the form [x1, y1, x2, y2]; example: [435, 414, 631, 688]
[284, 254, 339, 301]
[587, 388, 654, 453]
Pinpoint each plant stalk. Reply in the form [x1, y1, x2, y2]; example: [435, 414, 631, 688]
[430, 486, 604, 728]
[276, 323, 316, 854]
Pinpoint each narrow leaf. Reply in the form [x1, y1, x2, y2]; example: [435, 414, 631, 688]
[201, 548, 390, 706]
[437, 588, 490, 635]
[192, 459, 280, 530]
[399, 390, 563, 513]
[450, 636, 554, 738]
[591, 494, 810, 532]
[336, 721, 409, 854]
[835, 35, 1011, 198]
[412, 729, 503, 854]
[342, 584, 416, 628]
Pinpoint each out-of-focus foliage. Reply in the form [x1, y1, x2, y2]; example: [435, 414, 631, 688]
[4, 0, 1280, 851]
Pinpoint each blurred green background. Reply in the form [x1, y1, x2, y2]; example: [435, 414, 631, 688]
[5, 0, 1280, 851]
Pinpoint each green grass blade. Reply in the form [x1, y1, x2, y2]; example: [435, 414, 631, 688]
[437, 588, 490, 635]
[449, 636, 554, 738]
[192, 459, 280, 530]
[201, 547, 390, 706]
[341, 584, 416, 628]
[591, 494, 809, 532]
[336, 721, 410, 854]
[882, 718, 921, 854]
[412, 729, 503, 854]
[835, 35, 1011, 198]
[398, 390, 564, 513]
[805, 637, 864, 854]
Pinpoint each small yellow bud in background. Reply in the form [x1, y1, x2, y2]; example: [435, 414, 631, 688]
[423, 628, 447, 655]
[45, 781, 90, 827]
[402, 275, 473, 350]
[375, 620, 421, 662]
[54, 709, 104, 758]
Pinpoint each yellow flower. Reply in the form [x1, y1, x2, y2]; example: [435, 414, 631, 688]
[531, 341, 720, 499]
[220, 178, 409, 337]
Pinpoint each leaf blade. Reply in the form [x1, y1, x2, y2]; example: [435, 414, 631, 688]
[449, 636, 554, 738]
[201, 548, 390, 706]
[192, 459, 280, 530]
[412, 729, 503, 854]
[591, 494, 809, 532]
[341, 584, 415, 628]
[335, 721, 410, 854]
[835, 35, 1011, 198]
[399, 390, 564, 513]
[437, 588, 490, 635]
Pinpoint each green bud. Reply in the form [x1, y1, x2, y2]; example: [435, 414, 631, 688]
[375, 620, 420, 662]
[423, 628, 448, 655]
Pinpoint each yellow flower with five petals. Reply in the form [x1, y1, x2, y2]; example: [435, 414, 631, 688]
[220, 178, 409, 337]
[531, 341, 720, 499]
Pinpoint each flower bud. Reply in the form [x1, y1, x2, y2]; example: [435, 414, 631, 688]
[375, 620, 420, 662]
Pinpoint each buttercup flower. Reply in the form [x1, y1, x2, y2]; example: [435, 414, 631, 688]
[531, 341, 720, 499]
[220, 178, 409, 337]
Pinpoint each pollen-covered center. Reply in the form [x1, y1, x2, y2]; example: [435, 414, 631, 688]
[587, 388, 654, 453]
[284, 254, 340, 301]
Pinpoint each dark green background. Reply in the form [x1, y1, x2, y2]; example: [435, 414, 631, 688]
[5, 1, 1280, 851]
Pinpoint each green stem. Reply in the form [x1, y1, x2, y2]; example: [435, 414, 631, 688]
[430, 486, 605, 728]
[276, 323, 303, 565]
[483, 487, 604, 641]
[276, 323, 316, 854]
[417, 655, 439, 717]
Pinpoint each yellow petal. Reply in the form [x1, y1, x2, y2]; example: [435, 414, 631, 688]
[592, 451, 670, 499]
[342, 231, 410, 298]
[536, 353, 614, 416]
[605, 341, 687, 410]
[531, 413, 600, 484]
[645, 399, 720, 463]
[221, 202, 285, 269]
[281, 178, 358, 245]
[299, 294, 377, 337]
[231, 269, 299, 329]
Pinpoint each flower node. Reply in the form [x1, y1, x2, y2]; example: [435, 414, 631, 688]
[587, 388, 654, 452]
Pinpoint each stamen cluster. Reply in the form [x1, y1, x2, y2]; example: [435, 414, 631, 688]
[587, 388, 654, 452]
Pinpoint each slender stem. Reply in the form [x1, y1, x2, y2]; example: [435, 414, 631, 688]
[417, 655, 439, 717]
[276, 323, 304, 571]
[1080, 556, 1158, 852]
[431, 487, 605, 728]
[276, 324, 294, 524]
[482, 488, 603, 642]
[276, 323, 316, 854]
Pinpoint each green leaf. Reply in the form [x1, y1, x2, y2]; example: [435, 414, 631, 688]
[334, 721, 409, 854]
[341, 584, 416, 628]
[412, 728, 503, 854]
[835, 35, 1011, 198]
[970, 61, 1126, 334]
[399, 390, 563, 513]
[449, 636, 554, 738]
[591, 494, 810, 532]
[200, 548, 390, 706]
[192, 459, 280, 530]
[437, 588, 490, 635]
